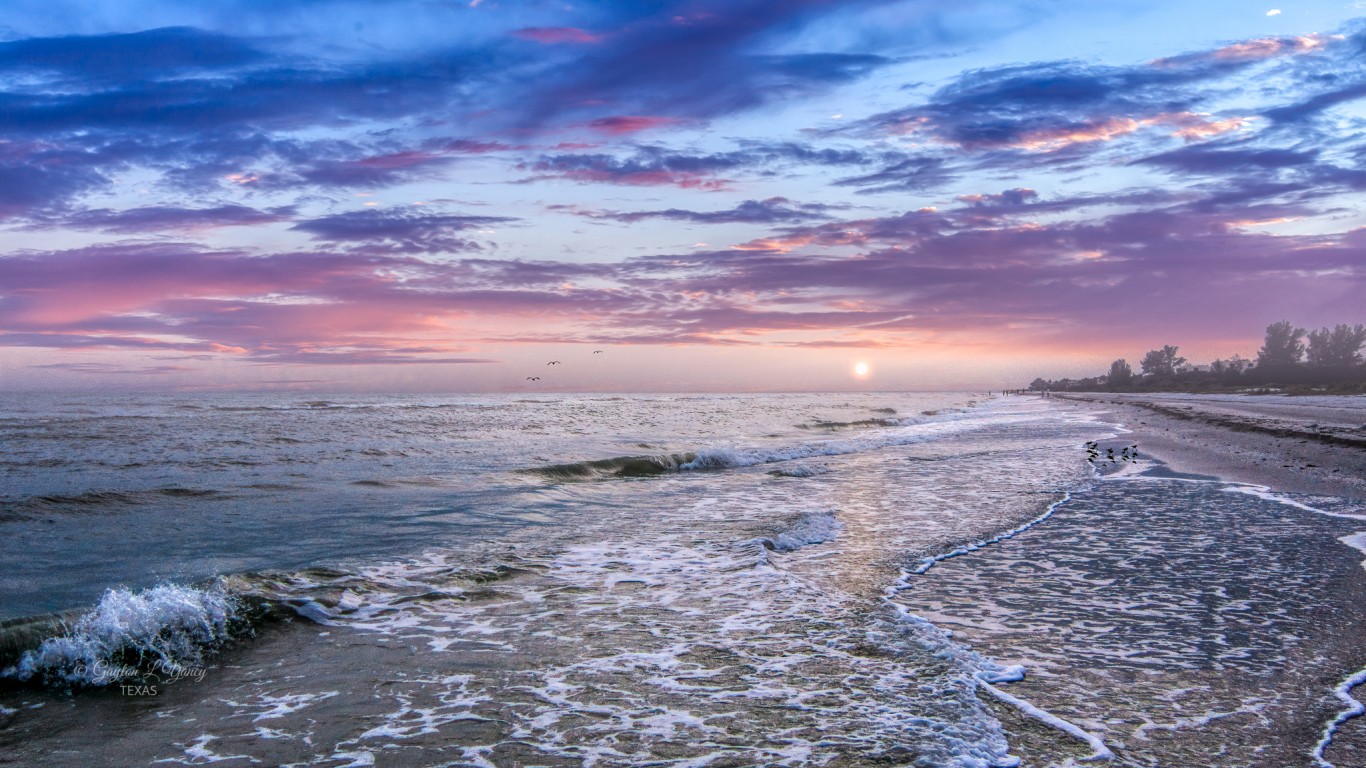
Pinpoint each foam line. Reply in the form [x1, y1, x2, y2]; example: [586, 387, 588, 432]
[907, 489, 1077, 575]
[1221, 485, 1366, 521]
[1340, 533, 1366, 573]
[886, 484, 1119, 762]
[976, 678, 1113, 762]
[1312, 666, 1366, 768]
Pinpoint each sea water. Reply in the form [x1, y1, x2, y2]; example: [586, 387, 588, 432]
[1, 392, 1362, 766]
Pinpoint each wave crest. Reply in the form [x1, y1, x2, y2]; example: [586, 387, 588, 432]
[2, 583, 243, 687]
[526, 453, 698, 480]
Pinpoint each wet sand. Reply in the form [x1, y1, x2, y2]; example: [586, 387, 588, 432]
[1048, 392, 1366, 766]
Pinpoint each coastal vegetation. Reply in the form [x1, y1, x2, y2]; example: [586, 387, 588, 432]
[1029, 322, 1366, 394]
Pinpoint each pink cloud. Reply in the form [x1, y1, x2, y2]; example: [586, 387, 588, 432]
[992, 113, 1252, 152]
[586, 115, 684, 135]
[1152, 33, 1336, 67]
[1156, 112, 1254, 142]
[1009, 117, 1145, 151]
[1209, 34, 1333, 62]
[512, 27, 602, 45]
[350, 150, 447, 170]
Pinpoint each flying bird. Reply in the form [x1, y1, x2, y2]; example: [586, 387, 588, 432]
[547, 361, 561, 365]
[593, 350, 603, 354]
[526, 376, 540, 381]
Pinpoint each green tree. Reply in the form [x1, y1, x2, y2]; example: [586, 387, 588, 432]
[1256, 321, 1305, 368]
[1140, 345, 1184, 376]
[1306, 324, 1366, 367]
[1107, 358, 1132, 385]
[1210, 354, 1251, 376]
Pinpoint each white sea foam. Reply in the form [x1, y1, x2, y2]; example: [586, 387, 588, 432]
[883, 598, 1114, 763]
[1130, 701, 1268, 741]
[911, 455, 1366, 764]
[1313, 666, 1366, 768]
[275, 491, 1043, 766]
[1340, 532, 1366, 571]
[151, 734, 258, 765]
[909, 489, 1076, 575]
[223, 691, 340, 722]
[2, 583, 239, 686]
[323, 750, 377, 768]
[977, 679, 1112, 762]
[1222, 484, 1366, 520]
[355, 675, 491, 741]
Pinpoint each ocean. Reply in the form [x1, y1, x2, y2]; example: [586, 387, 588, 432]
[1, 392, 1362, 767]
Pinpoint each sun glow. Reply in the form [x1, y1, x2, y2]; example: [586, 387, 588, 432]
[853, 361, 870, 378]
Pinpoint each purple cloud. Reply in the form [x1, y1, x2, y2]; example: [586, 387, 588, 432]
[56, 204, 295, 233]
[291, 209, 516, 254]
[571, 197, 837, 224]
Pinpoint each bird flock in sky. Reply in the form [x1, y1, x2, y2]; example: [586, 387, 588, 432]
[527, 351, 604, 382]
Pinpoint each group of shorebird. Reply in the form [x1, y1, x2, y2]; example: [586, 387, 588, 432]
[1085, 441, 1139, 465]
[526, 350, 603, 382]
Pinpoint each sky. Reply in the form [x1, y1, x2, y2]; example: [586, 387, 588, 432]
[1, 0, 1364, 392]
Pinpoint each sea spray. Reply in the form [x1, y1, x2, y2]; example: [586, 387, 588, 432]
[2, 583, 241, 687]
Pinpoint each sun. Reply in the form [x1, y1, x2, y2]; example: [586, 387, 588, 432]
[853, 361, 870, 378]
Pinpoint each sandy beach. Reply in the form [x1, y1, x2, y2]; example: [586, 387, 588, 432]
[1055, 393, 1366, 499]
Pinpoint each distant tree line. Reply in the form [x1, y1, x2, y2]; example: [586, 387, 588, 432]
[1028, 321, 1366, 393]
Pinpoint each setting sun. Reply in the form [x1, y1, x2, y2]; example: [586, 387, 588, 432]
[853, 361, 871, 378]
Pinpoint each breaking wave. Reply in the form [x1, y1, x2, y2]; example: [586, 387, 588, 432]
[525, 453, 698, 480]
[524, 410, 1033, 481]
[1, 583, 247, 688]
[796, 417, 900, 430]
